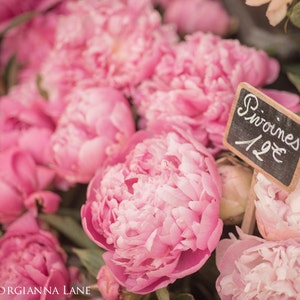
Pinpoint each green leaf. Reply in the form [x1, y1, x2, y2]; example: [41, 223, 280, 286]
[155, 288, 170, 300]
[3, 53, 19, 93]
[123, 291, 148, 300]
[290, 1, 300, 28]
[38, 213, 97, 249]
[36, 73, 49, 100]
[174, 293, 195, 300]
[286, 71, 300, 93]
[0, 223, 4, 238]
[72, 247, 105, 278]
[283, 63, 300, 93]
[0, 11, 37, 38]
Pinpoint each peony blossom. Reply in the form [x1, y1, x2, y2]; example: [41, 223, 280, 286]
[254, 173, 300, 241]
[49, 87, 135, 184]
[0, 147, 60, 225]
[131, 32, 279, 155]
[217, 155, 253, 225]
[0, 213, 70, 300]
[82, 129, 223, 294]
[39, 0, 177, 105]
[0, 0, 62, 31]
[245, 0, 293, 26]
[0, 84, 56, 165]
[97, 265, 121, 300]
[216, 228, 300, 299]
[0, 79, 62, 176]
[163, 0, 231, 36]
[0, 11, 60, 83]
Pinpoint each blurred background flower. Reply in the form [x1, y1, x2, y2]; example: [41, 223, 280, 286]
[49, 87, 135, 185]
[246, 0, 293, 26]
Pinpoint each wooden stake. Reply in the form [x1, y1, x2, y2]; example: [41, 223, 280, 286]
[241, 170, 258, 235]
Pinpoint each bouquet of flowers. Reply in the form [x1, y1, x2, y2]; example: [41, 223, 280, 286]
[0, 0, 299, 299]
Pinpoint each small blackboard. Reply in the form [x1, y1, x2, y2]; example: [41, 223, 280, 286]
[224, 82, 300, 191]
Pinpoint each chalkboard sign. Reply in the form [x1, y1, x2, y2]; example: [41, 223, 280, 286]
[224, 82, 300, 191]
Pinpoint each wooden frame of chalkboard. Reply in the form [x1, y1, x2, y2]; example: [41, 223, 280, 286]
[224, 82, 300, 192]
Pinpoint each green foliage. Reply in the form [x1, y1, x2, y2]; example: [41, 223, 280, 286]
[290, 1, 300, 28]
[36, 73, 49, 100]
[38, 213, 97, 249]
[1, 53, 19, 95]
[156, 288, 170, 300]
[0, 11, 37, 39]
[173, 293, 195, 300]
[284, 63, 300, 93]
[73, 248, 105, 278]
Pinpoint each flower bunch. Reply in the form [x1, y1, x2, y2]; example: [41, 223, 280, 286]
[0, 0, 299, 300]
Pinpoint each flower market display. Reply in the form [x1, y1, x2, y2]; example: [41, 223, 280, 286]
[0, 0, 299, 299]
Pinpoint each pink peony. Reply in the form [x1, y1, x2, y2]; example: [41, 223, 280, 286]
[0, 11, 60, 83]
[216, 228, 300, 299]
[261, 88, 300, 113]
[97, 265, 120, 300]
[39, 0, 177, 105]
[0, 83, 56, 165]
[0, 0, 62, 31]
[0, 147, 60, 225]
[131, 32, 279, 155]
[254, 173, 300, 241]
[0, 213, 70, 300]
[82, 129, 223, 294]
[49, 87, 135, 184]
[163, 0, 231, 36]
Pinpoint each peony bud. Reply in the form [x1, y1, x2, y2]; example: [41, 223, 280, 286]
[97, 265, 120, 300]
[217, 154, 253, 225]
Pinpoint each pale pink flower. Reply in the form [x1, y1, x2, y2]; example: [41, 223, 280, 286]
[217, 155, 253, 225]
[131, 32, 279, 154]
[246, 0, 293, 26]
[164, 0, 231, 36]
[40, 0, 177, 105]
[254, 173, 300, 241]
[0, 213, 70, 299]
[82, 129, 223, 294]
[216, 228, 300, 299]
[0, 147, 60, 225]
[97, 265, 120, 300]
[49, 87, 135, 184]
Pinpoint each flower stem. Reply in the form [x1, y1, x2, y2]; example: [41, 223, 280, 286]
[155, 287, 170, 300]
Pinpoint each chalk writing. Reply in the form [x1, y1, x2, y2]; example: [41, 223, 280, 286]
[236, 93, 299, 152]
[224, 82, 300, 190]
